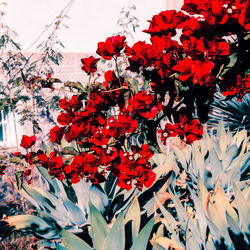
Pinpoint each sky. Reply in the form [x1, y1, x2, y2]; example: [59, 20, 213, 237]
[2, 0, 174, 53]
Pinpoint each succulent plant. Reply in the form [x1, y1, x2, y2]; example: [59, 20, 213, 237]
[153, 179, 250, 249]
[6, 196, 156, 250]
[169, 122, 249, 191]
[4, 151, 171, 249]
[208, 92, 250, 134]
[151, 123, 250, 249]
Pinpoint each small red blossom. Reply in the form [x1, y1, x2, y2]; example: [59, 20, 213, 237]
[128, 91, 162, 119]
[222, 74, 250, 101]
[0, 165, 6, 175]
[20, 135, 36, 149]
[50, 126, 65, 144]
[81, 56, 100, 75]
[173, 58, 215, 85]
[158, 116, 203, 144]
[96, 35, 126, 60]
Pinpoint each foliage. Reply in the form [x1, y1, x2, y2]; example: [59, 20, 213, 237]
[0, 1, 74, 135]
[151, 124, 249, 249]
[208, 92, 250, 134]
[115, 0, 139, 41]
[2, 0, 250, 249]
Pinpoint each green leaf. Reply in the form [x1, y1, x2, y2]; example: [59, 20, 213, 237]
[59, 228, 92, 250]
[154, 193, 178, 234]
[10, 157, 23, 165]
[61, 146, 78, 155]
[104, 212, 125, 250]
[0, 155, 7, 160]
[15, 171, 23, 190]
[89, 202, 109, 250]
[5, 215, 58, 239]
[144, 80, 150, 90]
[127, 78, 138, 93]
[125, 196, 140, 241]
[41, 142, 53, 155]
[221, 53, 237, 76]
[55, 243, 70, 250]
[64, 81, 85, 92]
[130, 217, 155, 250]
[233, 184, 250, 234]
[226, 211, 241, 235]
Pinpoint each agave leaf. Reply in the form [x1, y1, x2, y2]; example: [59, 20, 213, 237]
[203, 126, 211, 153]
[192, 142, 204, 177]
[197, 178, 210, 213]
[206, 191, 232, 246]
[213, 184, 238, 223]
[89, 185, 109, 213]
[104, 212, 125, 250]
[168, 188, 187, 225]
[89, 202, 109, 250]
[233, 184, 250, 234]
[71, 180, 91, 213]
[55, 243, 70, 250]
[172, 146, 187, 169]
[20, 184, 86, 225]
[231, 129, 247, 154]
[222, 144, 239, 170]
[130, 217, 155, 250]
[124, 196, 140, 241]
[37, 166, 62, 196]
[62, 199, 87, 226]
[41, 142, 53, 155]
[168, 188, 200, 241]
[5, 215, 58, 239]
[188, 188, 207, 244]
[58, 228, 92, 250]
[225, 211, 241, 235]
[217, 121, 227, 158]
[154, 193, 178, 233]
[185, 232, 200, 250]
[152, 235, 184, 250]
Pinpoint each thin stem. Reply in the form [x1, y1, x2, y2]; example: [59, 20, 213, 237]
[114, 57, 122, 86]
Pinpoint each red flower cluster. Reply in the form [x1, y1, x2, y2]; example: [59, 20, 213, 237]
[12, 0, 249, 192]
[81, 56, 100, 75]
[128, 91, 162, 119]
[158, 116, 203, 145]
[222, 74, 250, 101]
[96, 35, 127, 60]
[20, 135, 36, 149]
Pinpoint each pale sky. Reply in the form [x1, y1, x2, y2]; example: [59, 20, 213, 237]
[3, 0, 172, 53]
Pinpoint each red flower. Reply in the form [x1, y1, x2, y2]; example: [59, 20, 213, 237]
[50, 126, 65, 144]
[180, 36, 205, 58]
[96, 35, 126, 60]
[118, 111, 138, 134]
[128, 91, 162, 119]
[0, 165, 6, 175]
[20, 135, 36, 149]
[92, 130, 110, 146]
[81, 56, 100, 75]
[25, 152, 36, 164]
[222, 74, 250, 101]
[59, 95, 82, 112]
[173, 58, 215, 85]
[125, 41, 160, 72]
[143, 10, 188, 36]
[158, 116, 203, 144]
[24, 169, 31, 177]
[207, 38, 230, 60]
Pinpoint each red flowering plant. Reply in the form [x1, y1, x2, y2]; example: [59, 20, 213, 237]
[12, 1, 249, 193]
